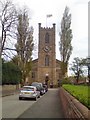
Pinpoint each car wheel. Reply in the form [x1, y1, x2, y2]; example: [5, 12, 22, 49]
[19, 97, 22, 100]
[35, 97, 37, 101]
[38, 95, 40, 98]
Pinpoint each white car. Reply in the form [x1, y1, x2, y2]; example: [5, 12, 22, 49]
[19, 86, 40, 101]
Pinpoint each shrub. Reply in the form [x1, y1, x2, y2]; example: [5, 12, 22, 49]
[2, 61, 22, 85]
[62, 77, 71, 84]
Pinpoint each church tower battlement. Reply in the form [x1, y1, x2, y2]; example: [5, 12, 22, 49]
[38, 23, 55, 30]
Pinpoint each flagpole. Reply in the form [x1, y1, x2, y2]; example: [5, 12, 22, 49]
[46, 15, 47, 28]
[46, 14, 53, 28]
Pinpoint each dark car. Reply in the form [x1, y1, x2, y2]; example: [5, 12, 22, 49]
[38, 83, 46, 94]
[43, 84, 48, 92]
[31, 82, 45, 95]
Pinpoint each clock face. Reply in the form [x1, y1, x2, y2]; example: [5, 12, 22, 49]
[44, 46, 50, 52]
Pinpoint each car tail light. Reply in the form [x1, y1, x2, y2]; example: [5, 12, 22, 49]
[34, 89, 36, 93]
[19, 88, 23, 90]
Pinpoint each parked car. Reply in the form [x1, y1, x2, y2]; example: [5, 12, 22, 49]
[43, 84, 48, 92]
[19, 86, 40, 101]
[31, 82, 45, 95]
[38, 83, 46, 94]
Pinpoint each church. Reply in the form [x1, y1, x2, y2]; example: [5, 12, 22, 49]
[29, 23, 62, 87]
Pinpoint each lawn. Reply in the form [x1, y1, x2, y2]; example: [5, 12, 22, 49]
[62, 84, 90, 109]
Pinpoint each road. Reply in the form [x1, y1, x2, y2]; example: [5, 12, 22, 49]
[2, 88, 65, 118]
[2, 94, 36, 118]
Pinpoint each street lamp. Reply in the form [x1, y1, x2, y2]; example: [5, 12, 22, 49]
[87, 57, 90, 84]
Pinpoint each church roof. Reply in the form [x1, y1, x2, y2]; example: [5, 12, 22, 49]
[32, 58, 61, 63]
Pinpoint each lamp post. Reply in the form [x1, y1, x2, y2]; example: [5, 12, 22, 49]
[87, 57, 90, 85]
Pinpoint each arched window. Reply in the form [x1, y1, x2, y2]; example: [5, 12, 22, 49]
[45, 32, 49, 43]
[45, 55, 49, 66]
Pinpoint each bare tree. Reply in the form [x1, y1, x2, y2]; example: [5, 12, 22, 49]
[15, 8, 34, 84]
[0, 0, 17, 57]
[70, 57, 84, 83]
[59, 6, 73, 78]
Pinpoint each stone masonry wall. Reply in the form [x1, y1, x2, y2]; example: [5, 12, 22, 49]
[59, 87, 89, 119]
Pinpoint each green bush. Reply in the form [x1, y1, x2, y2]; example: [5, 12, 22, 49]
[2, 61, 22, 85]
[61, 77, 71, 84]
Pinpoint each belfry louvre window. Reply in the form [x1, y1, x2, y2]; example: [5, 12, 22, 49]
[45, 55, 49, 66]
[45, 32, 49, 43]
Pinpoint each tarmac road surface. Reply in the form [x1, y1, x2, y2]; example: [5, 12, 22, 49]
[2, 94, 36, 118]
[19, 88, 65, 118]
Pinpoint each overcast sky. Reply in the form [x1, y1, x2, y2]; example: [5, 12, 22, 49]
[12, 0, 88, 75]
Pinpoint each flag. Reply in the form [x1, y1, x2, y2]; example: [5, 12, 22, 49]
[46, 14, 52, 18]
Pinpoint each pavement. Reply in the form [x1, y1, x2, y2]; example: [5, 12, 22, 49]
[1, 89, 19, 97]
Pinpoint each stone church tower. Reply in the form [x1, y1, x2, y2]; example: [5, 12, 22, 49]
[28, 23, 61, 87]
[38, 23, 56, 86]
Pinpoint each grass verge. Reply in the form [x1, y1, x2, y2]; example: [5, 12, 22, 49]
[62, 84, 90, 109]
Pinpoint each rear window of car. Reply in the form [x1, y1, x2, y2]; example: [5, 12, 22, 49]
[23, 87, 34, 91]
